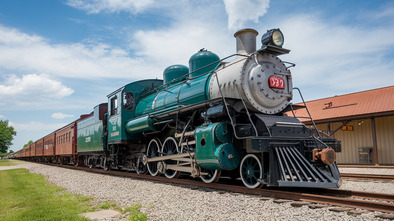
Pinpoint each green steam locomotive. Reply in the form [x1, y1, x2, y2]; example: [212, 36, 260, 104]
[77, 28, 341, 189]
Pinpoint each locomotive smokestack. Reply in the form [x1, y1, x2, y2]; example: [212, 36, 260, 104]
[234, 29, 258, 56]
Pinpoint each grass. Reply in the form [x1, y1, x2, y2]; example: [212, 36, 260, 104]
[0, 159, 21, 166]
[124, 203, 149, 221]
[97, 201, 123, 211]
[0, 165, 151, 221]
[0, 168, 92, 221]
[95, 201, 150, 221]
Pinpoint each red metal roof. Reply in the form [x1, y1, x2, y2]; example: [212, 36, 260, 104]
[286, 86, 394, 123]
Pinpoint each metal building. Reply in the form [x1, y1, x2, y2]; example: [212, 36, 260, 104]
[288, 86, 394, 165]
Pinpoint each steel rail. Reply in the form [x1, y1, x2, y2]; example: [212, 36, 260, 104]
[340, 173, 394, 181]
[315, 188, 394, 202]
[53, 164, 394, 214]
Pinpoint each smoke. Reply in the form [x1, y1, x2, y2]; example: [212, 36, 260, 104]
[223, 0, 270, 30]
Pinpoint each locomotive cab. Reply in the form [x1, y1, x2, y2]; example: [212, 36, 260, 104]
[106, 79, 163, 145]
[103, 79, 163, 170]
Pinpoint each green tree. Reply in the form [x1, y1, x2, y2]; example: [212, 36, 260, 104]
[0, 150, 14, 158]
[0, 120, 17, 153]
[23, 140, 34, 148]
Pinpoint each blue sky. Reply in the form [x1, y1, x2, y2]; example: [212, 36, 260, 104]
[1, 0, 393, 152]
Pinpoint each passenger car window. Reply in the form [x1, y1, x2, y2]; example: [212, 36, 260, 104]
[124, 92, 134, 111]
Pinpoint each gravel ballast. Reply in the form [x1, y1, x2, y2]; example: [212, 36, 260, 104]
[8, 161, 394, 220]
[339, 167, 394, 175]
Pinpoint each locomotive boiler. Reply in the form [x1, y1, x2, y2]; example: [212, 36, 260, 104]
[75, 28, 340, 189]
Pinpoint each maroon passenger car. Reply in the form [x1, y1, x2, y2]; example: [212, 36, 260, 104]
[35, 138, 44, 161]
[43, 132, 56, 162]
[55, 121, 77, 164]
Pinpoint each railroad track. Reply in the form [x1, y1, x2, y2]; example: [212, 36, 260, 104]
[341, 173, 394, 181]
[53, 164, 394, 214]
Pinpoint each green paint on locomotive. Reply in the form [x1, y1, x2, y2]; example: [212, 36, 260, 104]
[194, 122, 240, 170]
[163, 64, 189, 86]
[125, 115, 156, 134]
[123, 50, 220, 137]
[189, 49, 220, 78]
[77, 104, 107, 152]
[134, 93, 156, 116]
[178, 74, 211, 105]
[127, 74, 212, 135]
[106, 79, 163, 143]
[132, 74, 211, 118]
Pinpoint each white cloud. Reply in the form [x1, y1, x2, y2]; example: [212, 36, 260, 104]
[0, 3, 238, 112]
[66, 0, 155, 14]
[124, 1, 236, 69]
[0, 74, 73, 107]
[1, 2, 393, 106]
[223, 0, 270, 30]
[279, 14, 394, 99]
[0, 2, 242, 83]
[51, 112, 75, 119]
[130, 21, 234, 70]
[9, 121, 66, 132]
[67, 0, 271, 32]
[0, 114, 4, 118]
[0, 25, 159, 80]
[0, 25, 44, 45]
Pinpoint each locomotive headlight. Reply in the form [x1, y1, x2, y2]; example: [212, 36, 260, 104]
[272, 29, 284, 46]
[261, 28, 284, 47]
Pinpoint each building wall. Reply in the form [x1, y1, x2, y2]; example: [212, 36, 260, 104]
[315, 120, 369, 164]
[332, 119, 373, 164]
[375, 115, 394, 164]
[314, 115, 393, 164]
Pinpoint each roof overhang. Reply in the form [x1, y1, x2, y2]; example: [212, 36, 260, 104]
[303, 110, 394, 124]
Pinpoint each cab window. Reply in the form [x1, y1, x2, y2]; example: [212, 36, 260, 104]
[111, 96, 118, 115]
[124, 92, 134, 111]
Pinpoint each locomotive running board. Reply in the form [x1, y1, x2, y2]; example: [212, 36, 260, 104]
[272, 146, 341, 188]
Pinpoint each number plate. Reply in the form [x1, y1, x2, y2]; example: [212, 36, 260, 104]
[269, 76, 285, 89]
